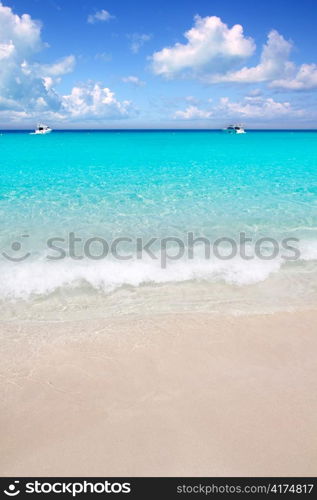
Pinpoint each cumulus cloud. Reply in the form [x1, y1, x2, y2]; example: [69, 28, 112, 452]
[122, 75, 145, 86]
[206, 28, 317, 91]
[217, 96, 302, 118]
[271, 63, 317, 90]
[21, 55, 76, 84]
[62, 84, 135, 120]
[151, 17, 317, 91]
[39, 55, 76, 77]
[151, 15, 255, 78]
[127, 33, 152, 54]
[0, 4, 134, 123]
[174, 105, 213, 119]
[0, 2, 43, 58]
[173, 95, 304, 121]
[87, 9, 114, 24]
[0, 2, 64, 113]
[210, 30, 293, 83]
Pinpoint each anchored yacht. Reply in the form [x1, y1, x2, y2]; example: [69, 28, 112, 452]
[31, 124, 52, 135]
[224, 124, 246, 134]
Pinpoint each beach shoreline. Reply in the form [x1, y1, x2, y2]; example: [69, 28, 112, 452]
[1, 310, 316, 477]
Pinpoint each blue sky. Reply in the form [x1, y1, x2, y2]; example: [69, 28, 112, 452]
[0, 0, 317, 128]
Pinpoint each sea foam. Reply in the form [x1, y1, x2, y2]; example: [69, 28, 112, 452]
[1, 243, 316, 300]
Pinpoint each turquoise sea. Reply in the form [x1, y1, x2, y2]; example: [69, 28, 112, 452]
[1, 130, 317, 319]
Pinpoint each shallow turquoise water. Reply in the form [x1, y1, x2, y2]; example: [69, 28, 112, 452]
[1, 130, 317, 316]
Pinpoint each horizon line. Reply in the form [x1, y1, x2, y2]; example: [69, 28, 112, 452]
[1, 128, 317, 132]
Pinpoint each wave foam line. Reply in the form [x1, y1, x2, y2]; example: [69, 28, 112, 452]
[1, 239, 316, 300]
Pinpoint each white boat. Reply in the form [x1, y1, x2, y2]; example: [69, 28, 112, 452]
[31, 124, 52, 135]
[224, 124, 246, 134]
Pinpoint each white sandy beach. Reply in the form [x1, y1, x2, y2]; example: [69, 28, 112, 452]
[1, 310, 316, 477]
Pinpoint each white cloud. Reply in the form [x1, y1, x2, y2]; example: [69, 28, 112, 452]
[271, 63, 317, 90]
[0, 2, 43, 57]
[217, 96, 302, 118]
[21, 55, 76, 82]
[62, 84, 135, 120]
[39, 55, 76, 77]
[87, 9, 114, 24]
[122, 75, 145, 86]
[200, 29, 317, 91]
[0, 4, 135, 123]
[173, 95, 305, 121]
[151, 18, 317, 91]
[210, 30, 293, 83]
[0, 40, 15, 59]
[0, 2, 63, 113]
[174, 105, 213, 119]
[127, 33, 152, 54]
[151, 15, 255, 78]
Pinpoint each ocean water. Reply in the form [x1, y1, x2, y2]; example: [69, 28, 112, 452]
[1, 130, 317, 319]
